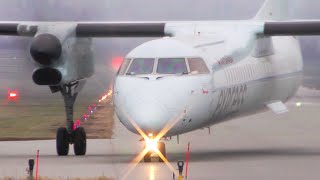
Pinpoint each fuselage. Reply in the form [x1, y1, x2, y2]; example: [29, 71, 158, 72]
[113, 33, 303, 137]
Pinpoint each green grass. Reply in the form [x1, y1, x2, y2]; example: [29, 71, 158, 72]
[0, 101, 90, 140]
[0, 176, 114, 180]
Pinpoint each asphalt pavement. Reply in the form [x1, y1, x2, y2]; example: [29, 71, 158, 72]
[0, 101, 320, 180]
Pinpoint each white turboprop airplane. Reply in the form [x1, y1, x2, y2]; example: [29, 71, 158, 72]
[0, 0, 319, 162]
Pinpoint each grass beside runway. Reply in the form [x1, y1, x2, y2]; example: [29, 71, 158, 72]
[0, 51, 115, 141]
[1, 176, 114, 180]
[0, 97, 114, 140]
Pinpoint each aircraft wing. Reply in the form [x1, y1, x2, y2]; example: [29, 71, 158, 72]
[1, 21, 320, 37]
[76, 22, 168, 37]
[0, 22, 170, 37]
[74, 21, 320, 37]
[0, 23, 20, 36]
[262, 21, 320, 36]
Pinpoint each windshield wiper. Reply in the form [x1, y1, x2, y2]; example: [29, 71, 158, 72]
[180, 71, 190, 75]
[126, 72, 136, 75]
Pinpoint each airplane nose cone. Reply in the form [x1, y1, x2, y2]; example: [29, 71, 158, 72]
[128, 100, 168, 134]
[114, 77, 189, 136]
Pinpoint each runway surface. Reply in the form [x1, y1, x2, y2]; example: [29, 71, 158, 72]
[1, 101, 320, 180]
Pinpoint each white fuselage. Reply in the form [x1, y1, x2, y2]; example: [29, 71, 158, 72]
[113, 34, 303, 137]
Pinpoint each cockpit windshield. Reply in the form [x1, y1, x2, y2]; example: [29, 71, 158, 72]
[126, 58, 154, 75]
[157, 58, 188, 74]
[187, 58, 210, 74]
[122, 57, 209, 76]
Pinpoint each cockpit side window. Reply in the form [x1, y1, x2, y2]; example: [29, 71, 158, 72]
[126, 58, 155, 75]
[187, 58, 210, 74]
[118, 58, 131, 75]
[157, 58, 188, 74]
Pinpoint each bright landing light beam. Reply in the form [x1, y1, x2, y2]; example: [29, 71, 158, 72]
[145, 138, 158, 151]
[296, 102, 302, 107]
[120, 109, 186, 180]
[149, 165, 155, 180]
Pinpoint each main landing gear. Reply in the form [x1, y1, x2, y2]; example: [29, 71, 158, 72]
[56, 83, 87, 156]
[143, 142, 166, 162]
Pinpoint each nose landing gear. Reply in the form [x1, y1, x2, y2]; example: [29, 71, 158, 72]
[56, 82, 87, 156]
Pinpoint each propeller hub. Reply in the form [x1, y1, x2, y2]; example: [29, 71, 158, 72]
[30, 33, 62, 65]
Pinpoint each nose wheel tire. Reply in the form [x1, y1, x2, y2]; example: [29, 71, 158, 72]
[73, 127, 87, 156]
[56, 127, 69, 156]
[144, 151, 152, 162]
[158, 142, 166, 162]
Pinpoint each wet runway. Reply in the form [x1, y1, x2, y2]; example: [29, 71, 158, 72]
[1, 102, 320, 180]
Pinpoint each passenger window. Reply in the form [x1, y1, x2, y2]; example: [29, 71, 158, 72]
[126, 58, 154, 75]
[187, 58, 210, 74]
[157, 58, 188, 74]
[118, 58, 131, 75]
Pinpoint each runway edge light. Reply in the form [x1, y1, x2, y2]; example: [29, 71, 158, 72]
[8, 90, 19, 101]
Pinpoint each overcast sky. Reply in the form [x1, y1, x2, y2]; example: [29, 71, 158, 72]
[0, 0, 320, 100]
[0, 0, 319, 59]
[1, 0, 320, 59]
[1, 0, 320, 20]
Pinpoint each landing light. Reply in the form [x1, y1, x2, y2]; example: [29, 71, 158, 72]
[146, 139, 158, 151]
[296, 102, 302, 107]
[120, 110, 186, 180]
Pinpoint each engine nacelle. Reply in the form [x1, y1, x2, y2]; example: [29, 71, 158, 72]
[32, 68, 62, 85]
[29, 25, 94, 86]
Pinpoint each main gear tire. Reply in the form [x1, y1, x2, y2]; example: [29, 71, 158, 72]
[56, 127, 69, 156]
[73, 127, 87, 156]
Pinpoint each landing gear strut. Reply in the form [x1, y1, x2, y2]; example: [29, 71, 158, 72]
[56, 82, 87, 156]
[143, 142, 166, 162]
